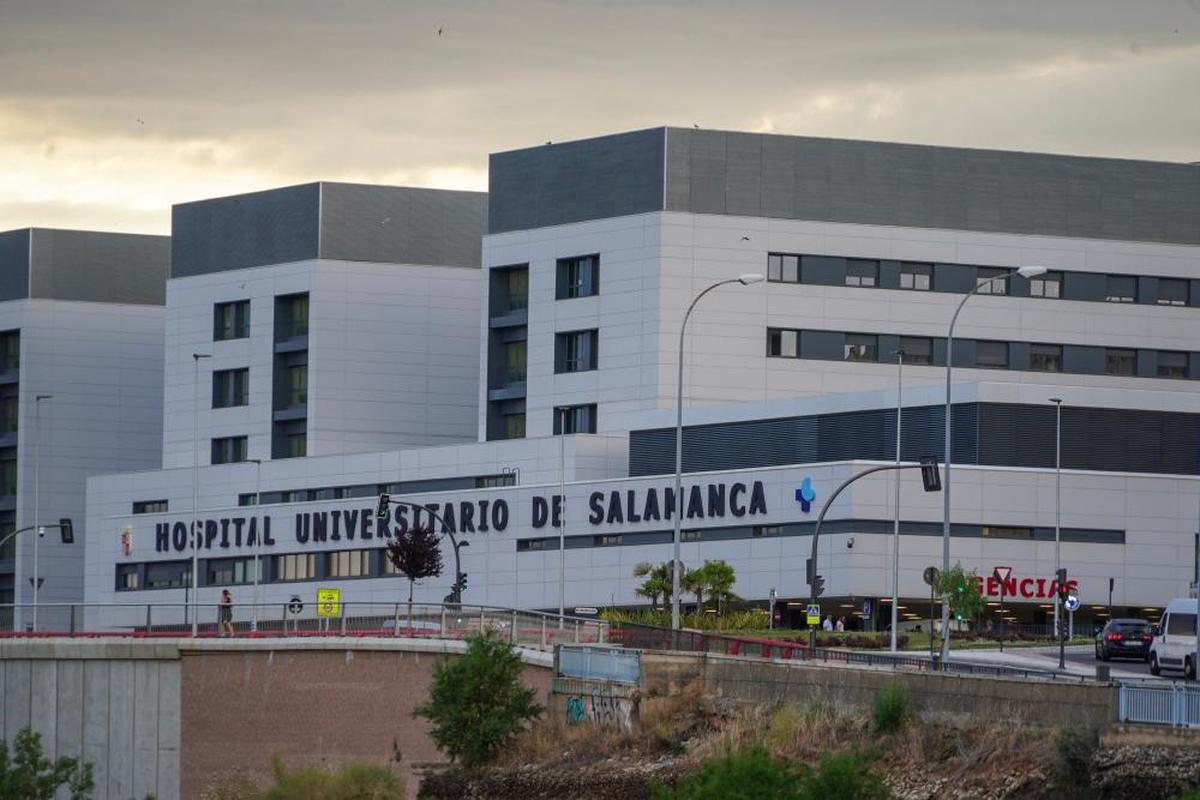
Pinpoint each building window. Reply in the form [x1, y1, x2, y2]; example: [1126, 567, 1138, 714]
[476, 474, 517, 488]
[0, 522, 14, 560]
[898, 337, 933, 366]
[982, 526, 1034, 540]
[145, 561, 190, 589]
[212, 368, 249, 409]
[211, 436, 248, 464]
[273, 553, 317, 582]
[0, 448, 16, 495]
[278, 293, 309, 338]
[767, 329, 798, 358]
[494, 266, 528, 312]
[899, 262, 932, 291]
[0, 396, 17, 434]
[556, 255, 599, 299]
[286, 433, 307, 458]
[975, 341, 1009, 369]
[238, 493, 259, 507]
[0, 331, 18, 372]
[516, 538, 548, 551]
[845, 259, 878, 287]
[554, 404, 597, 435]
[555, 330, 598, 373]
[503, 413, 525, 440]
[504, 340, 526, 383]
[681, 530, 701, 542]
[132, 500, 168, 515]
[328, 549, 373, 578]
[214, 301, 250, 341]
[1105, 275, 1138, 303]
[1105, 348, 1137, 376]
[206, 558, 258, 586]
[1158, 279, 1189, 306]
[752, 525, 782, 537]
[766, 254, 800, 283]
[284, 365, 308, 407]
[1029, 271, 1062, 299]
[1157, 351, 1189, 379]
[1029, 344, 1063, 373]
[844, 334, 878, 362]
[594, 534, 623, 546]
[116, 565, 140, 591]
[975, 267, 1010, 295]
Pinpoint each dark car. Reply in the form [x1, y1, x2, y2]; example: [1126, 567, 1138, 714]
[1095, 618, 1153, 661]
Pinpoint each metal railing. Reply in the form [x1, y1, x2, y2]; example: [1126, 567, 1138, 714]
[0, 602, 607, 650]
[557, 645, 641, 685]
[1118, 682, 1200, 727]
[606, 620, 1096, 682]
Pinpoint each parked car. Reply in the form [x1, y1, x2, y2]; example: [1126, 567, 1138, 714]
[1149, 598, 1198, 678]
[1094, 618, 1152, 662]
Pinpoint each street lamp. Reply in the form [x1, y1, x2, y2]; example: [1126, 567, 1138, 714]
[1049, 397, 1063, 652]
[671, 273, 764, 630]
[940, 265, 1046, 661]
[555, 406, 569, 628]
[891, 352, 904, 652]
[31, 394, 50, 632]
[190, 352, 211, 637]
[246, 458, 262, 632]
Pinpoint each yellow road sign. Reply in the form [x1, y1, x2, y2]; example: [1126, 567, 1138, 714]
[806, 604, 821, 626]
[317, 587, 341, 618]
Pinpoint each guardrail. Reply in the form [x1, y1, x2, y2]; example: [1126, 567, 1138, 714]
[606, 620, 1095, 682]
[0, 602, 607, 650]
[1118, 682, 1200, 727]
[557, 645, 641, 684]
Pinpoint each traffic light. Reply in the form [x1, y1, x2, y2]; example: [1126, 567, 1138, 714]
[58, 518, 74, 544]
[457, 572, 468, 593]
[1056, 568, 1069, 602]
[919, 457, 942, 492]
[376, 493, 391, 520]
[811, 574, 825, 598]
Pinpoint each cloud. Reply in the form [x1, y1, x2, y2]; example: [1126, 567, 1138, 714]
[0, 0, 1197, 233]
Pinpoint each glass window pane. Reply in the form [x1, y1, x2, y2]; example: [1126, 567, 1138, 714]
[781, 255, 799, 283]
[767, 255, 782, 282]
[899, 263, 932, 291]
[1105, 276, 1137, 303]
[845, 259, 878, 287]
[1157, 351, 1188, 379]
[1029, 344, 1062, 373]
[1105, 349, 1136, 376]
[899, 337, 932, 365]
[844, 334, 877, 362]
[1158, 279, 1189, 306]
[976, 267, 1009, 295]
[976, 341, 1008, 369]
[1030, 272, 1062, 299]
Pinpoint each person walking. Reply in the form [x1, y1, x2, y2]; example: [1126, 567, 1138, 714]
[219, 589, 234, 637]
[822, 614, 834, 632]
[835, 616, 845, 632]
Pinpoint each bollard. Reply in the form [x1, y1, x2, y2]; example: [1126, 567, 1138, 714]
[282, 604, 289, 638]
[574, 619, 580, 644]
[510, 610, 517, 644]
[479, 608, 486, 635]
[541, 616, 547, 646]
[394, 603, 401, 637]
[146, 604, 152, 637]
[340, 611, 347, 637]
[441, 606, 447, 634]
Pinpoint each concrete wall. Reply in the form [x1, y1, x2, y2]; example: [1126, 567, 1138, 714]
[0, 641, 181, 800]
[639, 650, 1116, 729]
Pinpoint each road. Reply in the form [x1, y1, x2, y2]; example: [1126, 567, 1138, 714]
[1066, 646, 1152, 677]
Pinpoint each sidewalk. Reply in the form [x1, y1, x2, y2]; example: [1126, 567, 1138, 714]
[944, 645, 1142, 678]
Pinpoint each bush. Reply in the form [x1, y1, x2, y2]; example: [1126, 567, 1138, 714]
[872, 684, 909, 734]
[415, 632, 543, 766]
[1055, 725, 1099, 792]
[651, 746, 891, 800]
[0, 727, 94, 800]
[650, 745, 806, 799]
[262, 758, 403, 799]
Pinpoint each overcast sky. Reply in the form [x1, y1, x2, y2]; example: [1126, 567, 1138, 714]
[1, 0, 1197, 234]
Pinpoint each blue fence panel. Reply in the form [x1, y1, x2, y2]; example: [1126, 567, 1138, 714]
[558, 645, 640, 685]
[1118, 684, 1200, 727]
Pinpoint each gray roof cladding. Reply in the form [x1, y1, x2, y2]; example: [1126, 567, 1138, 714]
[170, 182, 487, 278]
[488, 127, 1200, 245]
[0, 227, 169, 304]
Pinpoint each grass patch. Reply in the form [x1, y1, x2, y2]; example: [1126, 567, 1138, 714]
[872, 684, 909, 734]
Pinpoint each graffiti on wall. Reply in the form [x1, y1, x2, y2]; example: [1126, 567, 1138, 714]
[564, 691, 634, 732]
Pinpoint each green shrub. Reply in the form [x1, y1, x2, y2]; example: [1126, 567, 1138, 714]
[1055, 725, 1099, 792]
[872, 684, 909, 734]
[650, 745, 805, 799]
[651, 746, 890, 800]
[415, 633, 543, 766]
[766, 704, 801, 750]
[0, 727, 94, 800]
[799, 751, 891, 800]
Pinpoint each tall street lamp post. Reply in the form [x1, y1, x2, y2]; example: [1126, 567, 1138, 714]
[190, 353, 211, 637]
[671, 273, 764, 630]
[940, 265, 1046, 661]
[1049, 398, 1063, 647]
[556, 405, 569, 628]
[891, 352, 904, 652]
[247, 458, 262, 632]
[31, 394, 51, 631]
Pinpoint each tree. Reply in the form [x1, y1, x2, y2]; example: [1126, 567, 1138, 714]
[700, 560, 738, 614]
[414, 633, 543, 767]
[634, 561, 673, 609]
[0, 727, 94, 800]
[682, 567, 706, 610]
[385, 526, 443, 633]
[936, 562, 985, 625]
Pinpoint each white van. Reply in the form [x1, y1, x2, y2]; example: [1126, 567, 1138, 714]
[1149, 598, 1198, 678]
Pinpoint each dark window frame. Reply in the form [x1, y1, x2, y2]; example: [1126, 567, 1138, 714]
[1105, 275, 1138, 303]
[556, 254, 600, 300]
[555, 329, 599, 373]
[553, 404, 597, 435]
[898, 262, 932, 291]
[211, 435, 248, 465]
[214, 300, 250, 341]
[844, 333, 878, 362]
[212, 367, 250, 409]
[132, 500, 169, 515]
[1029, 271, 1063, 299]
[844, 259, 879, 288]
[1029, 344, 1064, 373]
